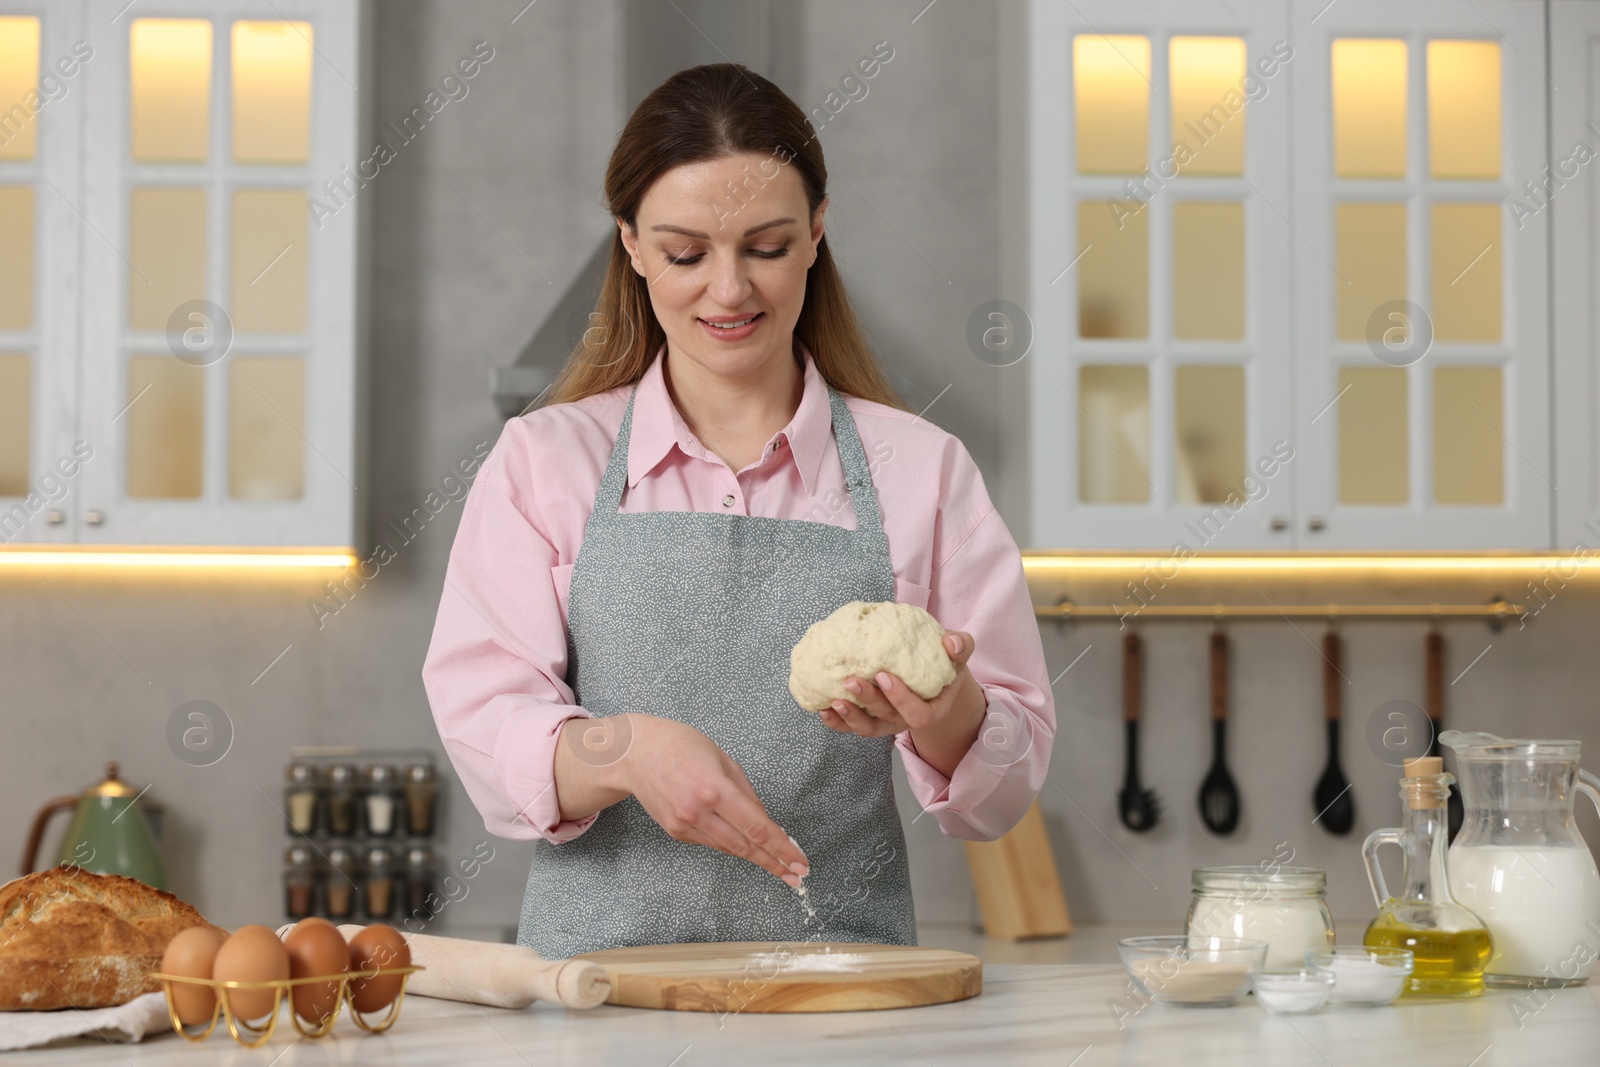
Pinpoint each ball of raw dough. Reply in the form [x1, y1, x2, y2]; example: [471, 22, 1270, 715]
[788, 600, 957, 712]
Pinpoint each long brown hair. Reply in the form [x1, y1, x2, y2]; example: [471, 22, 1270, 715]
[541, 63, 908, 412]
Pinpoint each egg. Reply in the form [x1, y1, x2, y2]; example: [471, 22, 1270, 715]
[159, 926, 227, 1026]
[211, 924, 290, 1022]
[282, 917, 348, 1024]
[347, 924, 410, 1013]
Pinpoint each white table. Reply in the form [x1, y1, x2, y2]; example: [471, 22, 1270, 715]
[18, 964, 1600, 1066]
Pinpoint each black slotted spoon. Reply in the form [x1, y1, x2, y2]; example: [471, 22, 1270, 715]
[1312, 630, 1356, 835]
[1118, 631, 1160, 832]
[1198, 629, 1241, 835]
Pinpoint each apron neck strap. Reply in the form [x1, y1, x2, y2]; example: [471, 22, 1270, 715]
[825, 384, 886, 536]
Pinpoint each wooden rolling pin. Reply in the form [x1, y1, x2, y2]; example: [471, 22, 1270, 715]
[276, 924, 610, 1009]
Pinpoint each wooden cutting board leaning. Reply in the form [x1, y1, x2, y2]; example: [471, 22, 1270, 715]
[573, 941, 982, 1012]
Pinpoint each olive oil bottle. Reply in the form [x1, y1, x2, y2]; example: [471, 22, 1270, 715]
[1364, 913, 1494, 997]
[1361, 757, 1493, 998]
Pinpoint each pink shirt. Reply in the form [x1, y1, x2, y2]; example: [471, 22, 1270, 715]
[422, 343, 1055, 844]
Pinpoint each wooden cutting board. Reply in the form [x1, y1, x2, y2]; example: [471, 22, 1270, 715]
[963, 801, 1073, 940]
[572, 941, 982, 1013]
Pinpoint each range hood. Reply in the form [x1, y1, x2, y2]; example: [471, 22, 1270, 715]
[492, 0, 771, 418]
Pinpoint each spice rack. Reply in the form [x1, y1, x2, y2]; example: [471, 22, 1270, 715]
[281, 748, 442, 927]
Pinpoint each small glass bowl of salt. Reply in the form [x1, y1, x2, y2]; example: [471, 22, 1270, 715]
[1249, 969, 1335, 1014]
[1306, 947, 1414, 1006]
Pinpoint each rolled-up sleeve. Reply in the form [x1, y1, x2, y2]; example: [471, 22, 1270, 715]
[893, 444, 1056, 841]
[422, 421, 597, 844]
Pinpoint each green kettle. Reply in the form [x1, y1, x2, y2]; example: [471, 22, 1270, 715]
[21, 762, 166, 889]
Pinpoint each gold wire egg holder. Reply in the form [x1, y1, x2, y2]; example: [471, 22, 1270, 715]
[148, 966, 424, 1048]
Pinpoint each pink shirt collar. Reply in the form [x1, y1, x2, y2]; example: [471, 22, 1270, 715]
[626, 341, 834, 495]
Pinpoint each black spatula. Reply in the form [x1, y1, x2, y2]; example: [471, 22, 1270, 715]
[1313, 631, 1356, 835]
[1198, 629, 1240, 835]
[1118, 631, 1160, 832]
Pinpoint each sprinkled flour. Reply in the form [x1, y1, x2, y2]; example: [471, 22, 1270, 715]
[748, 948, 873, 973]
[788, 834, 817, 924]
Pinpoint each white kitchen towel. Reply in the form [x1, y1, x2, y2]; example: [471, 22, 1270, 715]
[0, 992, 171, 1051]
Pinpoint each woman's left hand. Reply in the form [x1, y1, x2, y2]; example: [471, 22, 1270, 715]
[818, 631, 987, 745]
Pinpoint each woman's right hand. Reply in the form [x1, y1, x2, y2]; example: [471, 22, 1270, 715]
[554, 713, 810, 887]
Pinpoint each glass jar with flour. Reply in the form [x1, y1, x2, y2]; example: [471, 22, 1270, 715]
[1187, 866, 1335, 972]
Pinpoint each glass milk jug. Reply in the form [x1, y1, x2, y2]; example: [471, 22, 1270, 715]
[1440, 730, 1600, 987]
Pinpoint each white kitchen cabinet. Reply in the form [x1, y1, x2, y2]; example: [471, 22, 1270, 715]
[1004, 0, 1553, 550]
[1289, 0, 1550, 549]
[1553, 0, 1600, 549]
[0, 2, 84, 546]
[0, 0, 363, 550]
[1017, 0, 1296, 552]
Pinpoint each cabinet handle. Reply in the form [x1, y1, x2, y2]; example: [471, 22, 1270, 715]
[1270, 515, 1289, 531]
[46, 510, 65, 526]
[1307, 516, 1327, 532]
[85, 510, 105, 526]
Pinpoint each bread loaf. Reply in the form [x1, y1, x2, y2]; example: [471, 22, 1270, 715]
[0, 866, 224, 1011]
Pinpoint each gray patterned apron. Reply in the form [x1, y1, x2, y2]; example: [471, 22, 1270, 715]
[517, 379, 916, 958]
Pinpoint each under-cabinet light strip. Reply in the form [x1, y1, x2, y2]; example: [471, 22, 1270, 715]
[1022, 555, 1600, 573]
[0, 551, 358, 569]
[8, 552, 1586, 573]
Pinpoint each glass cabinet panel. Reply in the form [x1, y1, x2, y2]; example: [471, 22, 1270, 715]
[1338, 366, 1408, 504]
[126, 356, 204, 499]
[0, 16, 40, 161]
[1427, 40, 1501, 180]
[1, 20, 37, 505]
[0, 186, 32, 329]
[232, 190, 308, 333]
[232, 21, 313, 164]
[1174, 365, 1245, 504]
[1434, 365, 1503, 505]
[128, 188, 207, 331]
[115, 15, 328, 528]
[1335, 202, 1406, 342]
[1172, 201, 1244, 340]
[130, 18, 212, 163]
[1078, 200, 1149, 338]
[229, 357, 304, 500]
[1079, 365, 1151, 503]
[1169, 37, 1245, 176]
[1055, 10, 1288, 547]
[1332, 38, 1407, 178]
[1074, 35, 1150, 174]
[0, 355, 29, 497]
[1431, 202, 1501, 342]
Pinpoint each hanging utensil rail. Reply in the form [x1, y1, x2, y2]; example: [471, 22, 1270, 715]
[1036, 598, 1525, 623]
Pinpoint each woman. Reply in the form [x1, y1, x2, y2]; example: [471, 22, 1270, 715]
[423, 63, 1054, 959]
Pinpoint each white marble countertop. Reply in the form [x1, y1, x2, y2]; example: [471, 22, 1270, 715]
[16, 964, 1600, 1066]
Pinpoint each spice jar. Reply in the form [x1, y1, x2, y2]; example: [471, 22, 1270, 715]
[325, 763, 359, 837]
[363, 845, 396, 920]
[324, 843, 359, 921]
[403, 763, 438, 837]
[1186, 866, 1335, 972]
[283, 844, 316, 921]
[362, 765, 401, 837]
[404, 844, 436, 919]
[284, 762, 320, 836]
